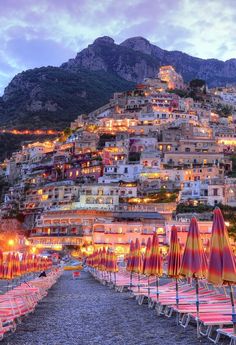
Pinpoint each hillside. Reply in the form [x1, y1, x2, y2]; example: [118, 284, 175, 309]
[0, 36, 236, 130]
[0, 66, 134, 129]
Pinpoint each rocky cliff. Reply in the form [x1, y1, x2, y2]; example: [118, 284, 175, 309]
[63, 36, 236, 86]
[0, 36, 236, 129]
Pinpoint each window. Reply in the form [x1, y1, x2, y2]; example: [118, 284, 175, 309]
[213, 188, 218, 196]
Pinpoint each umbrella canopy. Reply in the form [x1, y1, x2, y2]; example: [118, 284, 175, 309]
[208, 208, 236, 286]
[133, 238, 143, 274]
[167, 225, 182, 278]
[0, 250, 3, 279]
[149, 232, 163, 277]
[180, 217, 206, 279]
[4, 253, 14, 280]
[142, 237, 152, 276]
[107, 251, 118, 273]
[126, 241, 134, 272]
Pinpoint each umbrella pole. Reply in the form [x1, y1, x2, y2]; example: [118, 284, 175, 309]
[138, 274, 140, 293]
[176, 278, 179, 325]
[229, 284, 236, 334]
[156, 276, 159, 302]
[130, 272, 132, 289]
[114, 272, 116, 286]
[148, 276, 150, 298]
[195, 277, 200, 338]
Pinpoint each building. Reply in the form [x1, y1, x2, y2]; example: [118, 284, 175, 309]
[158, 66, 185, 90]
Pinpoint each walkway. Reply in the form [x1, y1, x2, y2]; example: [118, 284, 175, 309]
[2, 271, 214, 345]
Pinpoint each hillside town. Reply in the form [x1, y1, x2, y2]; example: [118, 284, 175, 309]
[1, 65, 236, 257]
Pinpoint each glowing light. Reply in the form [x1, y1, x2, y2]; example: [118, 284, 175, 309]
[8, 239, 14, 246]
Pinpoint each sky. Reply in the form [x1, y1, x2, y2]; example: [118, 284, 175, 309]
[0, 0, 235, 94]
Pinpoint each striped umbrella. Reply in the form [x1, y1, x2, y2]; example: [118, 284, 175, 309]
[149, 232, 163, 301]
[126, 241, 135, 288]
[180, 217, 207, 337]
[14, 253, 21, 277]
[167, 225, 182, 323]
[204, 239, 210, 259]
[142, 237, 152, 275]
[5, 253, 14, 280]
[126, 241, 134, 272]
[0, 250, 3, 279]
[142, 237, 152, 296]
[133, 238, 142, 274]
[133, 238, 143, 292]
[107, 251, 118, 283]
[208, 208, 236, 333]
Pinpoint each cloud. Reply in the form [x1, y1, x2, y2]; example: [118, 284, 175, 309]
[0, 0, 235, 94]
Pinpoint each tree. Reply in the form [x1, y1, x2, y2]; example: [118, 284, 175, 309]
[189, 79, 206, 88]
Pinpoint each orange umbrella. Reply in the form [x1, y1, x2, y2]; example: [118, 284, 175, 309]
[126, 241, 135, 288]
[5, 253, 14, 280]
[126, 241, 134, 272]
[133, 238, 142, 274]
[14, 253, 21, 277]
[180, 217, 207, 337]
[208, 208, 236, 285]
[208, 208, 236, 333]
[142, 237, 152, 296]
[133, 238, 143, 292]
[142, 237, 152, 275]
[149, 232, 163, 301]
[167, 226, 182, 278]
[167, 225, 182, 322]
[0, 250, 3, 279]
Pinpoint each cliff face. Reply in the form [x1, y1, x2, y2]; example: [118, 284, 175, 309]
[61, 36, 158, 83]
[63, 36, 236, 86]
[0, 35, 236, 129]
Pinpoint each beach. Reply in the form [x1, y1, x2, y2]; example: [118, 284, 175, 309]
[1, 271, 221, 345]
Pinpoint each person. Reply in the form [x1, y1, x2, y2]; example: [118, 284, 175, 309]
[39, 271, 47, 278]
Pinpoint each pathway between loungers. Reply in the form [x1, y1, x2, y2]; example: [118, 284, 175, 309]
[2, 271, 217, 345]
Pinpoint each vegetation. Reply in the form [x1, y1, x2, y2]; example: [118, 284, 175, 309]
[0, 66, 135, 130]
[128, 152, 141, 162]
[189, 79, 206, 88]
[216, 104, 233, 117]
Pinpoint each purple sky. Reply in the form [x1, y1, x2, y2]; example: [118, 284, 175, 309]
[0, 0, 235, 94]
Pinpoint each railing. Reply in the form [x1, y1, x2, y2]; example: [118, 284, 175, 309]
[115, 202, 176, 213]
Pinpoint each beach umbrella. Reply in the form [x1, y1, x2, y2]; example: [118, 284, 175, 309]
[142, 237, 152, 296]
[107, 251, 118, 283]
[133, 238, 143, 274]
[133, 238, 143, 291]
[126, 241, 134, 272]
[126, 241, 135, 287]
[208, 208, 236, 333]
[0, 250, 3, 279]
[180, 217, 207, 337]
[167, 225, 182, 323]
[5, 253, 14, 280]
[149, 232, 163, 301]
[204, 239, 210, 259]
[14, 253, 21, 277]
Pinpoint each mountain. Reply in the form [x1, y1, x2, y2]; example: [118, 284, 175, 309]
[0, 66, 134, 130]
[63, 36, 236, 86]
[0, 35, 236, 130]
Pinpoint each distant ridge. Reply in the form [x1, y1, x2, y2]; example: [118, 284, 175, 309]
[0, 36, 236, 129]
